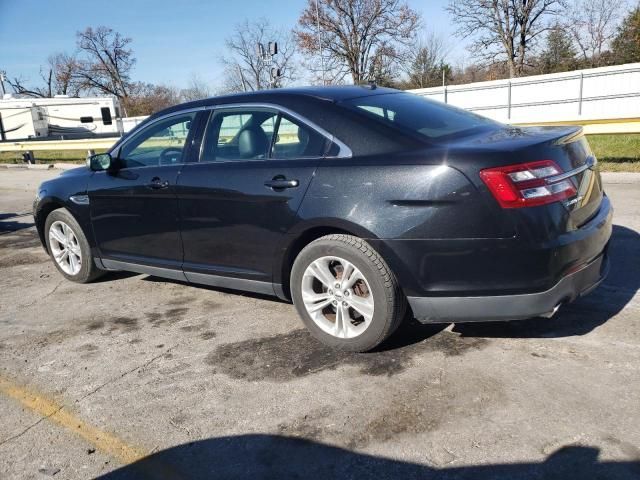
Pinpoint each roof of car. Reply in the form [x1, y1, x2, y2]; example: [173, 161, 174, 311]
[212, 85, 399, 103]
[153, 85, 401, 119]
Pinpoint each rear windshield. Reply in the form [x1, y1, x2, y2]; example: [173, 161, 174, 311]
[341, 92, 500, 141]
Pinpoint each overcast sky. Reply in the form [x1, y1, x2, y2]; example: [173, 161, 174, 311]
[0, 0, 469, 89]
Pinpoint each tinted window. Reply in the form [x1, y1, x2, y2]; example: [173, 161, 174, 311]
[272, 116, 326, 158]
[101, 107, 113, 125]
[342, 93, 500, 140]
[202, 110, 277, 162]
[119, 113, 195, 168]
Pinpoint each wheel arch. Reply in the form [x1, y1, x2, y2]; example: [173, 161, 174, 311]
[35, 198, 67, 254]
[275, 220, 380, 300]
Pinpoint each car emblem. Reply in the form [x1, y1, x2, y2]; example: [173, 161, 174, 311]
[565, 195, 584, 207]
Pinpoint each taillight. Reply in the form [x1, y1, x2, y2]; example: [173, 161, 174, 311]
[480, 160, 576, 209]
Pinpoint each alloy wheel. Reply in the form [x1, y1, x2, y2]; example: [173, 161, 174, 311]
[301, 256, 375, 339]
[48, 220, 82, 276]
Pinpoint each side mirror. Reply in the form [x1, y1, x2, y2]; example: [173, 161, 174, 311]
[88, 153, 114, 171]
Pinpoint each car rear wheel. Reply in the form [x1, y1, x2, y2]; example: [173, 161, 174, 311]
[291, 234, 405, 352]
[45, 208, 103, 283]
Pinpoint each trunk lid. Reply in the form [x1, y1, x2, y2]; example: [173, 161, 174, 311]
[511, 126, 603, 228]
[447, 125, 604, 231]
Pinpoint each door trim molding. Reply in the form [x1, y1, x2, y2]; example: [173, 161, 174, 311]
[97, 258, 281, 298]
[101, 258, 188, 282]
[184, 271, 275, 296]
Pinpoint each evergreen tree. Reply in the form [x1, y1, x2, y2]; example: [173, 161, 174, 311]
[539, 24, 577, 74]
[612, 5, 640, 64]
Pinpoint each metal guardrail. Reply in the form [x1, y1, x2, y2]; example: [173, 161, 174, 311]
[0, 137, 119, 152]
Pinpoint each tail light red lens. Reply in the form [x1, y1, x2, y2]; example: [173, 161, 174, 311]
[480, 160, 577, 208]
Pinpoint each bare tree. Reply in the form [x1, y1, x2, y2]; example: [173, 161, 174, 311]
[219, 18, 298, 92]
[180, 74, 213, 102]
[122, 82, 180, 116]
[47, 53, 83, 96]
[75, 26, 135, 98]
[5, 76, 48, 98]
[566, 0, 625, 67]
[7, 53, 83, 98]
[447, 0, 565, 78]
[296, 0, 421, 84]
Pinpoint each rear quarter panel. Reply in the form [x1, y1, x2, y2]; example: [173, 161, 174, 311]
[296, 155, 513, 241]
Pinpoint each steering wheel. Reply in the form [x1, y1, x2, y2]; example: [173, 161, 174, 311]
[159, 147, 183, 165]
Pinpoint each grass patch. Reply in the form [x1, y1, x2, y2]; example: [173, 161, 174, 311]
[597, 161, 640, 172]
[587, 134, 640, 169]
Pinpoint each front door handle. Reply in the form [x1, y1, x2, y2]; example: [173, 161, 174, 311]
[264, 176, 299, 190]
[147, 177, 169, 190]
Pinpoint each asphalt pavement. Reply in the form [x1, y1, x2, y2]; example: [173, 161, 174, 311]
[0, 168, 639, 479]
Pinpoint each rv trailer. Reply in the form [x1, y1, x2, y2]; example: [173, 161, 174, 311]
[0, 95, 124, 140]
[0, 105, 48, 140]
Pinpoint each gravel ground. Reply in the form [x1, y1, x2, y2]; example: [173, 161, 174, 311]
[0, 168, 639, 479]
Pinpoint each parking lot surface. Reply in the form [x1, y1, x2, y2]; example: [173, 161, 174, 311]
[1, 168, 639, 479]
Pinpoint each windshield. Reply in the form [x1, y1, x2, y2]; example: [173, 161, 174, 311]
[342, 92, 501, 141]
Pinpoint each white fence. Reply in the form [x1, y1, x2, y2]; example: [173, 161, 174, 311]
[409, 63, 640, 126]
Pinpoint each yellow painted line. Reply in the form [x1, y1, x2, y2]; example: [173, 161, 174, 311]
[0, 374, 182, 479]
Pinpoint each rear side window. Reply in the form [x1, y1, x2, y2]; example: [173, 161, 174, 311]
[201, 110, 278, 162]
[271, 116, 326, 159]
[201, 109, 328, 162]
[342, 93, 500, 141]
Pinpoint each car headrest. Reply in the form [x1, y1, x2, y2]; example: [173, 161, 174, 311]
[238, 127, 269, 159]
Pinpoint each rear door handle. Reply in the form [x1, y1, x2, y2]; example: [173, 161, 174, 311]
[147, 177, 169, 190]
[264, 177, 299, 190]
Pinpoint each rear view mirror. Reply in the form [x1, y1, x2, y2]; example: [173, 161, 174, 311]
[88, 153, 114, 171]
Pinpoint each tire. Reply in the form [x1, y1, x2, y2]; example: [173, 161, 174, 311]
[290, 234, 406, 352]
[44, 208, 103, 283]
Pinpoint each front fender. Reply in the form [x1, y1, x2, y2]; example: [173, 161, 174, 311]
[33, 170, 94, 253]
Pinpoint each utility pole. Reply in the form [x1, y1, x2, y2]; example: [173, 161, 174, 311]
[256, 41, 281, 88]
[0, 71, 7, 97]
[315, 0, 326, 85]
[237, 64, 248, 92]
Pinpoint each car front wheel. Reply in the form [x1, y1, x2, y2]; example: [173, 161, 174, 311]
[291, 234, 406, 352]
[45, 208, 103, 283]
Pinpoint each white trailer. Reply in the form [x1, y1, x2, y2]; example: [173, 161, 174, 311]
[0, 105, 48, 140]
[0, 95, 124, 139]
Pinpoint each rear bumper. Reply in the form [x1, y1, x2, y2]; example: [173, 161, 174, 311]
[408, 250, 609, 323]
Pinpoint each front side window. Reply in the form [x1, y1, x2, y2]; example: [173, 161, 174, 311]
[118, 113, 195, 168]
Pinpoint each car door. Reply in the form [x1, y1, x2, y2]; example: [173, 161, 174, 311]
[89, 111, 198, 275]
[177, 106, 329, 291]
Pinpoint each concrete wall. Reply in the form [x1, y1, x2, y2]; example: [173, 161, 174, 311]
[408, 63, 640, 124]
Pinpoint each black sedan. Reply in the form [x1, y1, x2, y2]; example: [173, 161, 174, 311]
[34, 86, 612, 352]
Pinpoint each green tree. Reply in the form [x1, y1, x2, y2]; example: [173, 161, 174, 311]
[612, 5, 640, 64]
[402, 34, 451, 88]
[539, 24, 577, 73]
